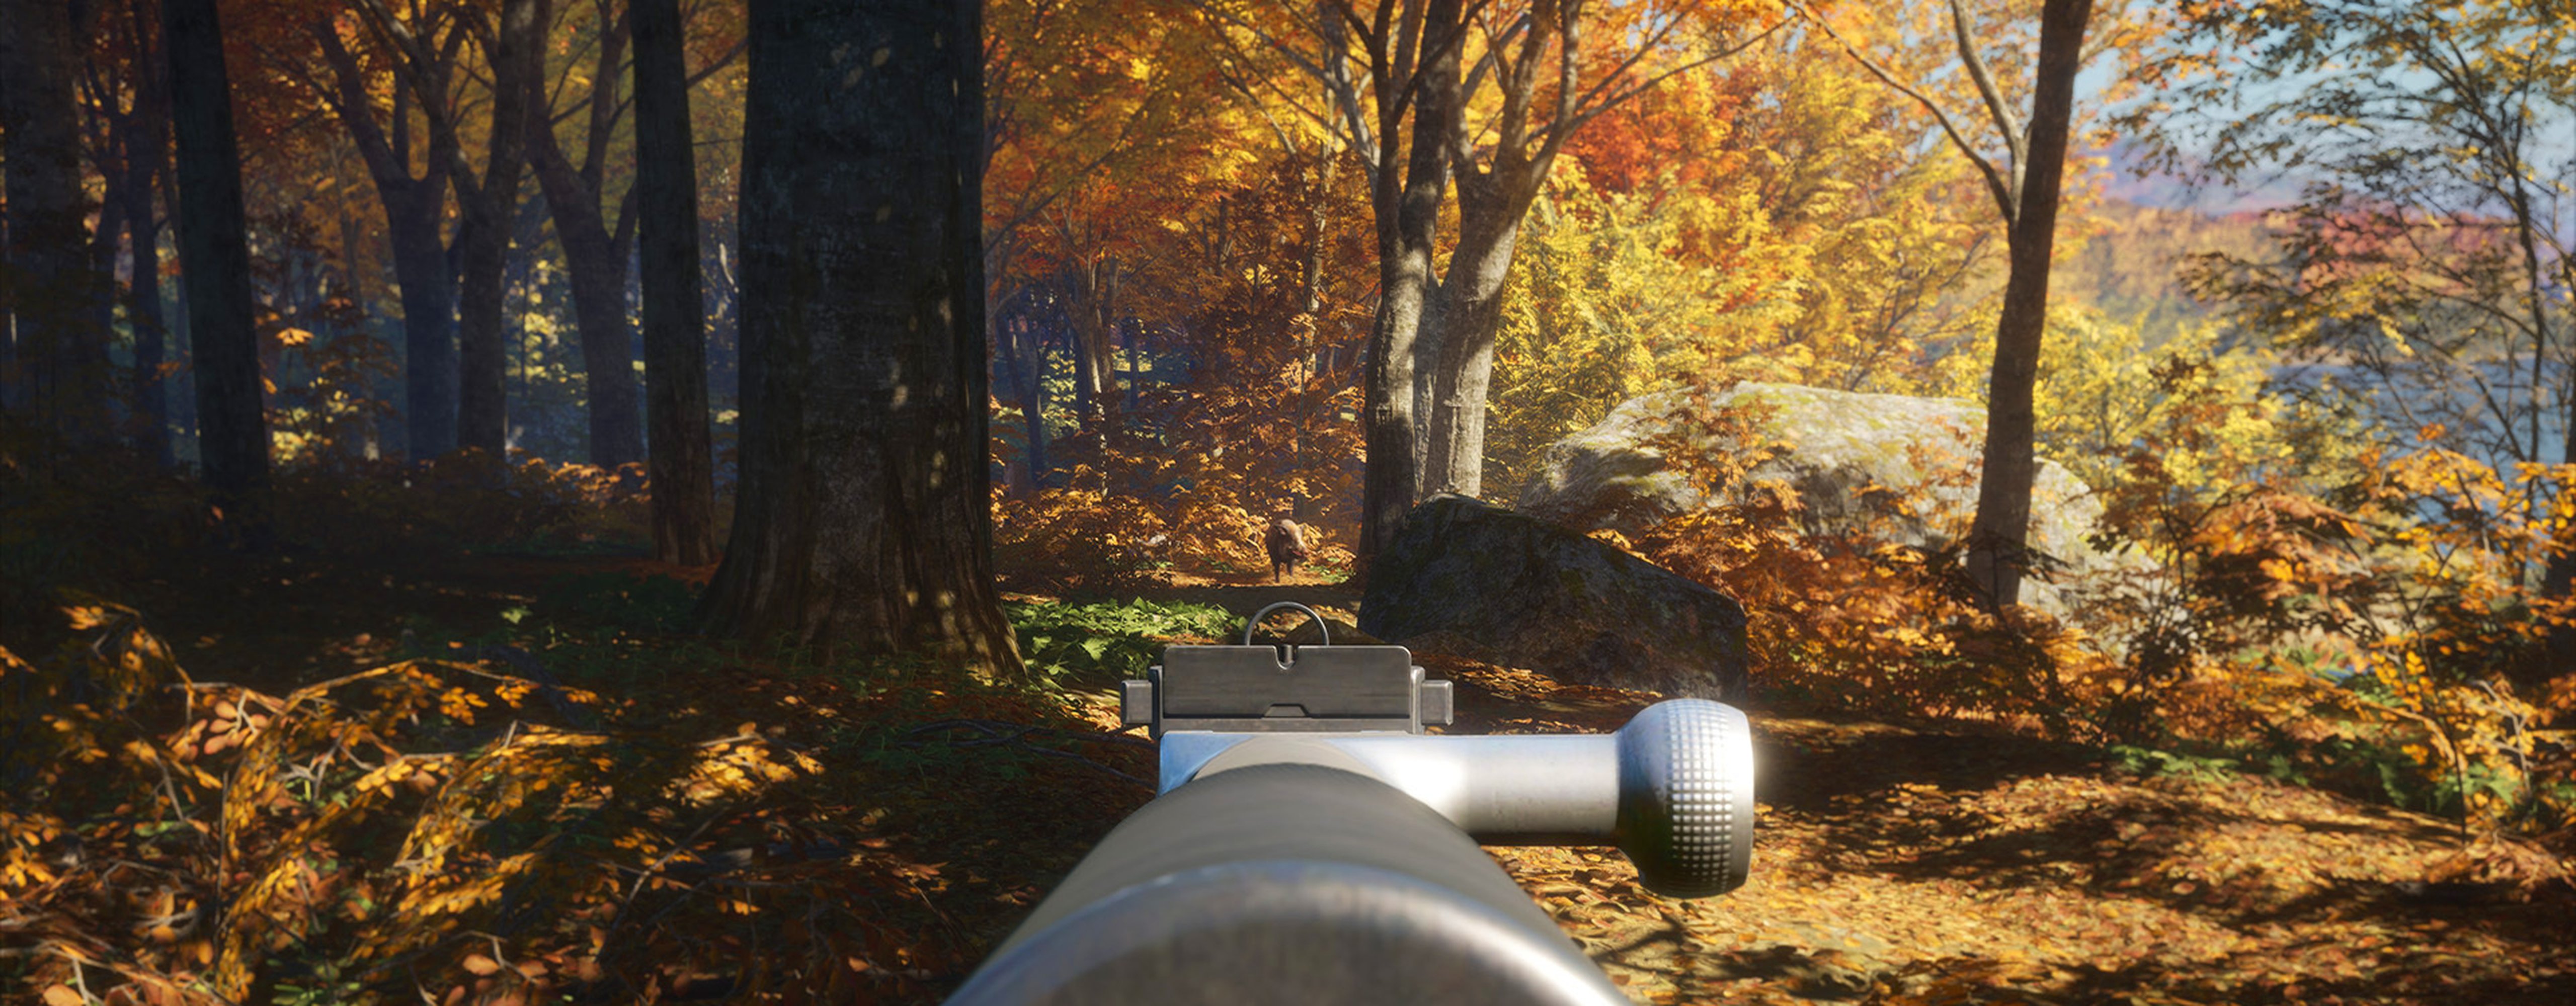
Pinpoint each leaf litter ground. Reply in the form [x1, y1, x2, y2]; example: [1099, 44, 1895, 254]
[16, 554, 2569, 1004]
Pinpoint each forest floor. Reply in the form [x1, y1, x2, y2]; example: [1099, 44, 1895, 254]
[28, 548, 2576, 1004]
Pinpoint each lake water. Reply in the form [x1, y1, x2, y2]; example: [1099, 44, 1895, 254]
[2270, 361, 2571, 472]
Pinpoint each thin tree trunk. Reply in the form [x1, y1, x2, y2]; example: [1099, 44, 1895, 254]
[1964, 0, 2093, 611]
[130, 195, 170, 465]
[697, 0, 1021, 678]
[127, 0, 173, 467]
[999, 311, 1047, 493]
[1, 0, 103, 444]
[1359, 0, 1462, 564]
[455, 0, 545, 455]
[633, 0, 716, 563]
[88, 182, 129, 423]
[163, 0, 270, 532]
[1015, 315, 1049, 490]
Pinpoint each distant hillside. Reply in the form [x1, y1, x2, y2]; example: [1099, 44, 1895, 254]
[2054, 197, 2273, 345]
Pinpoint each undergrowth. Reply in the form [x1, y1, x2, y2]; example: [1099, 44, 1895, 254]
[0, 587, 1160, 1005]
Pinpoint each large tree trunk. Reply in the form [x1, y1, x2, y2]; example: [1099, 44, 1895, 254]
[1420, 168, 1543, 498]
[1, 0, 105, 442]
[388, 196, 457, 459]
[526, 1, 647, 468]
[1358, 0, 1463, 565]
[163, 0, 270, 525]
[632, 0, 716, 563]
[697, 0, 1021, 677]
[1963, 0, 2093, 611]
[454, 0, 545, 454]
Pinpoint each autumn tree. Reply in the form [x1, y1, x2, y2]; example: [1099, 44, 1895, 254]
[633, 0, 718, 564]
[984, 0, 1231, 437]
[521, 0, 648, 468]
[1804, 0, 2100, 610]
[349, 0, 546, 455]
[1200, 1, 1774, 561]
[697, 0, 1021, 677]
[2132, 0, 2576, 669]
[164, 0, 272, 526]
[300, 7, 464, 461]
[1481, 35, 2002, 496]
[78, 0, 178, 465]
[2, 0, 110, 447]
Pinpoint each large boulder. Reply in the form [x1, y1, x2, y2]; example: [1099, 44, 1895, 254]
[1358, 494, 1749, 701]
[1516, 382, 2145, 616]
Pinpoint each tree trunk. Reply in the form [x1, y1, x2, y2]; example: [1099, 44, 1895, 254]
[1017, 315, 1049, 490]
[126, 7, 173, 468]
[997, 310, 1047, 493]
[1963, 0, 2093, 611]
[129, 187, 170, 465]
[88, 183, 129, 418]
[525, 1, 647, 468]
[455, 0, 545, 455]
[389, 196, 458, 459]
[527, 157, 647, 465]
[1420, 169, 1539, 498]
[1064, 258, 1120, 428]
[697, 0, 1021, 678]
[314, 25, 460, 461]
[163, 0, 270, 526]
[633, 0, 717, 563]
[1, 0, 104, 443]
[1358, 0, 1463, 564]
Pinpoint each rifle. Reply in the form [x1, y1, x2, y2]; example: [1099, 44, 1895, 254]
[947, 603, 1757, 1005]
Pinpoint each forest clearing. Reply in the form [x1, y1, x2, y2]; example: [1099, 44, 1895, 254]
[7, 0, 2576, 1002]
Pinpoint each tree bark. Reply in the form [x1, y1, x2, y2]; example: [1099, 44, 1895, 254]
[1421, 167, 1543, 497]
[454, 0, 546, 455]
[1963, 0, 2093, 611]
[525, 0, 647, 468]
[633, 0, 716, 563]
[163, 0, 271, 524]
[697, 0, 1022, 678]
[1358, 0, 1462, 565]
[1, 0, 105, 442]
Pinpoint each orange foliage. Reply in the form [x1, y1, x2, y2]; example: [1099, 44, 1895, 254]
[1632, 390, 2088, 730]
[996, 152, 1371, 593]
[1, 595, 1130, 1005]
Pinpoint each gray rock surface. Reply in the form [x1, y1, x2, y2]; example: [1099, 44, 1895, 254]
[1516, 382, 2147, 616]
[1358, 495, 1749, 701]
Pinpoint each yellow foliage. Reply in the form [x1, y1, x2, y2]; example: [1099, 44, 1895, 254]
[0, 600, 988, 1004]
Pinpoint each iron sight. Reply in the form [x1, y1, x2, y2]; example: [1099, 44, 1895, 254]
[946, 603, 1758, 1005]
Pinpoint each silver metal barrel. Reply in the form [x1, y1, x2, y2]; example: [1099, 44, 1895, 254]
[1161, 699, 1757, 897]
[942, 763, 1632, 1006]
